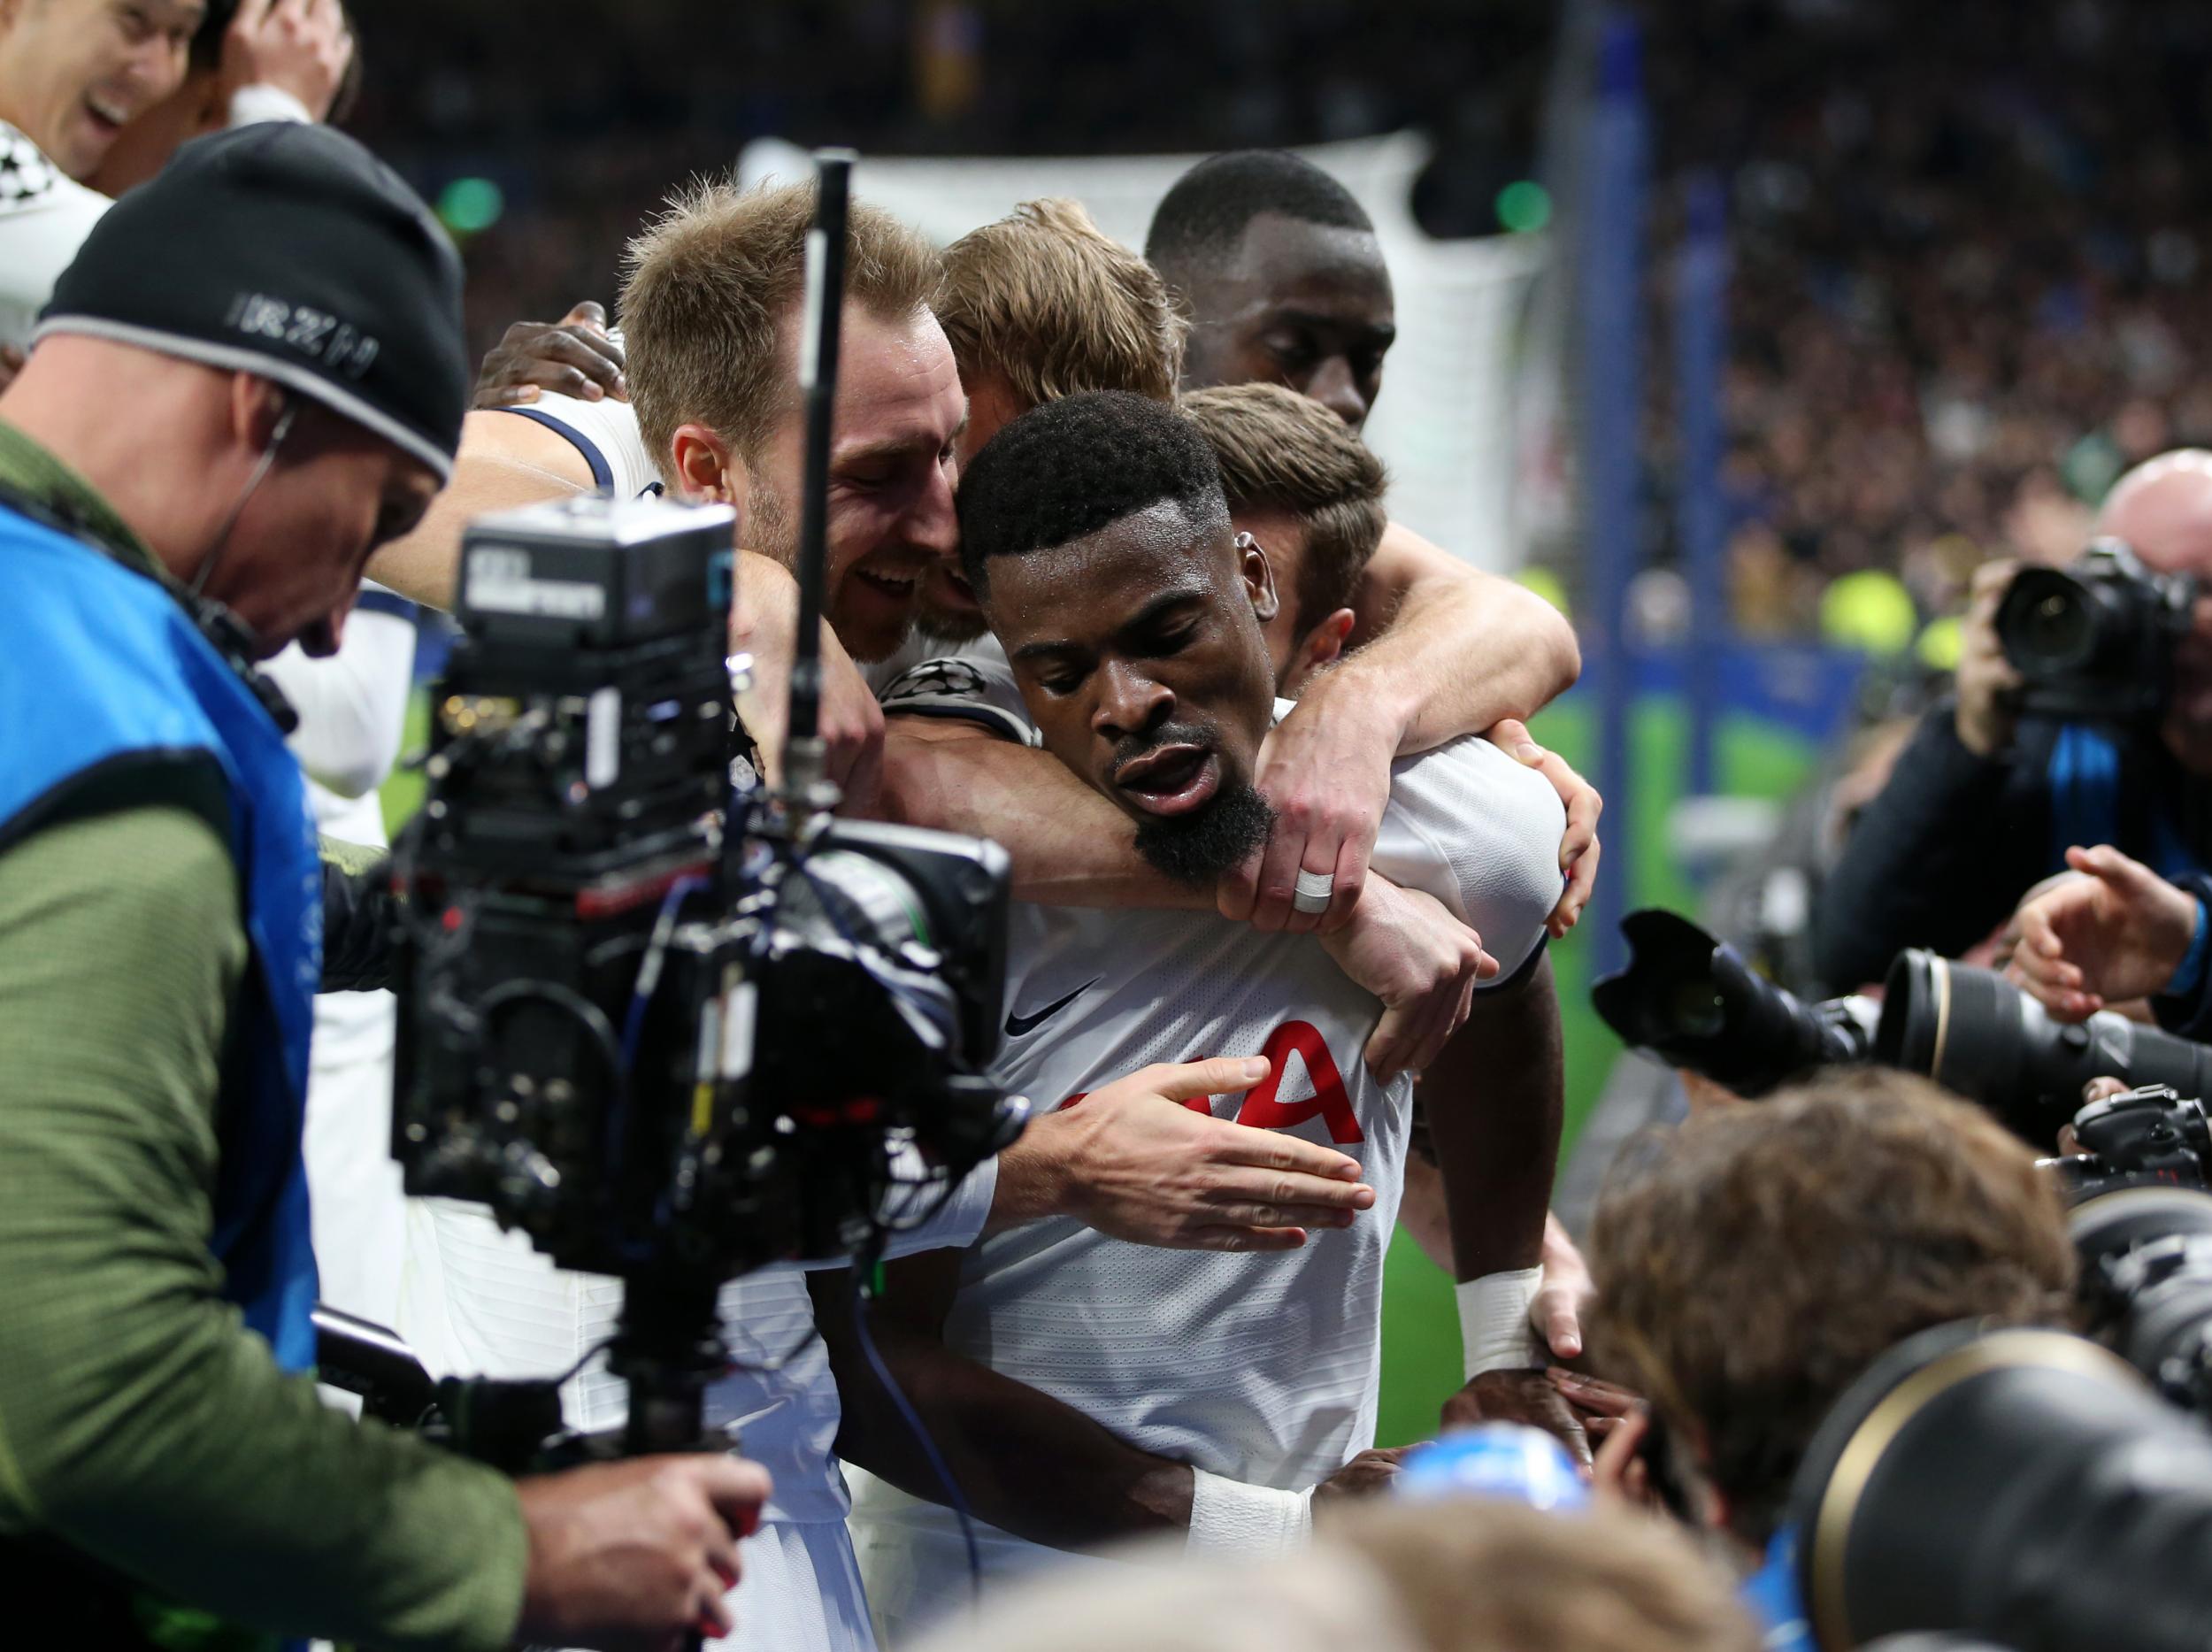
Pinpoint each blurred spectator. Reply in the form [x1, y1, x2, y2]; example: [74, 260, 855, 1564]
[903, 1498, 1760, 1652]
[330, 0, 1554, 362]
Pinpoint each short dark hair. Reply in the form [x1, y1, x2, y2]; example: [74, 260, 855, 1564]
[956, 390, 1229, 600]
[1179, 381, 1386, 634]
[1586, 1069, 2076, 1549]
[1144, 150, 1375, 286]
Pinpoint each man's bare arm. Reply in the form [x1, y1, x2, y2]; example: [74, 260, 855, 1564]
[1230, 522, 1589, 934]
[1343, 521, 1581, 749]
[807, 1256, 1194, 1551]
[365, 410, 596, 610]
[1425, 954, 1563, 1287]
[880, 718, 1216, 910]
[1420, 953, 1586, 1460]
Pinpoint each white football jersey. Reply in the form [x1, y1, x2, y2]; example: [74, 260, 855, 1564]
[852, 655, 1563, 1625]
[488, 390, 665, 501]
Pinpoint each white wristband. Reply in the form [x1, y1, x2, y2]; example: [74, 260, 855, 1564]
[1187, 1468, 1314, 1558]
[227, 83, 315, 128]
[1456, 1267, 1545, 1379]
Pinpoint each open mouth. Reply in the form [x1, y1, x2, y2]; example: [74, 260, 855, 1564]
[850, 566, 922, 603]
[1110, 743, 1220, 818]
[83, 91, 132, 137]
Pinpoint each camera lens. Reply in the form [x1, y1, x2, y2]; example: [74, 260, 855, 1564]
[1997, 567, 2098, 675]
[1593, 911, 1866, 1096]
[1875, 951, 2212, 1146]
[1789, 1321, 2212, 1652]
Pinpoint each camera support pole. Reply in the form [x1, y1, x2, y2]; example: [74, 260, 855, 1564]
[780, 148, 856, 816]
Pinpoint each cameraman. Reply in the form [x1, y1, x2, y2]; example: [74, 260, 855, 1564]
[1812, 450, 2212, 991]
[0, 124, 766, 1650]
[1580, 1070, 2076, 1652]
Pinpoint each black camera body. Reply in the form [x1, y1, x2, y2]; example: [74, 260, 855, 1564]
[2067, 1171, 2212, 1420]
[1995, 538, 2197, 726]
[391, 496, 1023, 1448]
[2045, 1083, 2212, 1202]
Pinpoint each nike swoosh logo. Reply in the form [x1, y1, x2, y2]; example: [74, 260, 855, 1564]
[1004, 978, 1100, 1039]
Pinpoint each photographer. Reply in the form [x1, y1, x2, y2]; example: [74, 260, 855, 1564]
[1812, 450, 2212, 992]
[1581, 1069, 2077, 1652]
[0, 124, 766, 1650]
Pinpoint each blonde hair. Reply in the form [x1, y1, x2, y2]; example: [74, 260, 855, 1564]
[619, 178, 942, 476]
[936, 197, 1186, 410]
[1179, 380, 1387, 632]
[1336, 1500, 1761, 1652]
[906, 1500, 1758, 1652]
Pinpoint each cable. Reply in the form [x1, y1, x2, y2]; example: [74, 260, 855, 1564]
[619, 872, 708, 1071]
[846, 1264, 983, 1604]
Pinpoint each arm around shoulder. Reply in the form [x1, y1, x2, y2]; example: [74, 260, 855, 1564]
[365, 408, 598, 611]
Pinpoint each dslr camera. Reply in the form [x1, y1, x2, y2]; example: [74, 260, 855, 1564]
[1594, 909, 2212, 1146]
[1995, 538, 2197, 725]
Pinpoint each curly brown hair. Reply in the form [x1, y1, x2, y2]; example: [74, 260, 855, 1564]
[1586, 1068, 2076, 1547]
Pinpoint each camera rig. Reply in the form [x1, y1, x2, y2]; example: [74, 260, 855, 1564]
[385, 152, 1023, 1466]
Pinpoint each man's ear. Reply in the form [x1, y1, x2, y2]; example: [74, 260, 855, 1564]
[1239, 531, 1281, 622]
[1279, 607, 1356, 697]
[230, 372, 294, 451]
[670, 423, 745, 510]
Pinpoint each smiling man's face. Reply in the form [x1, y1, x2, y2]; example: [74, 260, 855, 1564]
[741, 302, 967, 663]
[0, 0, 202, 180]
[981, 497, 1284, 882]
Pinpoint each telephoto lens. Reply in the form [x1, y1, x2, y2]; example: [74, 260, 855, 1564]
[2069, 1184, 2212, 1418]
[1591, 910, 1874, 1096]
[1876, 951, 2212, 1147]
[1788, 1322, 2212, 1651]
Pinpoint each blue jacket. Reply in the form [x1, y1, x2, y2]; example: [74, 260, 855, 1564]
[0, 499, 321, 1372]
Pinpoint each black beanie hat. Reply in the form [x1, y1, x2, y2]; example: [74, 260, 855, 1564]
[35, 122, 468, 480]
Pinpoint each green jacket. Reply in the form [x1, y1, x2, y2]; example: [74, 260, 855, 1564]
[0, 418, 526, 1651]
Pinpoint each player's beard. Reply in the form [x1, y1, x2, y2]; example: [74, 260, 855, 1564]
[1133, 778, 1276, 887]
[914, 567, 991, 645]
[747, 474, 919, 662]
[746, 470, 794, 564]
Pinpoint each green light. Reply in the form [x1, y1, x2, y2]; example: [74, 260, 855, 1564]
[1495, 180, 1552, 234]
[437, 177, 505, 234]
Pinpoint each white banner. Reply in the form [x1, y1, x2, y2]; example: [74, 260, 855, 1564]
[741, 132, 1547, 572]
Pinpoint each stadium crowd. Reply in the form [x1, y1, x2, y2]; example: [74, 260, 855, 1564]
[1647, 0, 2212, 634]
[7, 4, 2212, 1652]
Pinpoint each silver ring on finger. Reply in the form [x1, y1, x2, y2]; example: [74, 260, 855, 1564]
[1292, 869, 1333, 915]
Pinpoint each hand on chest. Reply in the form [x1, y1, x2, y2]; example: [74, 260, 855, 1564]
[1053, 1017, 1372, 1146]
